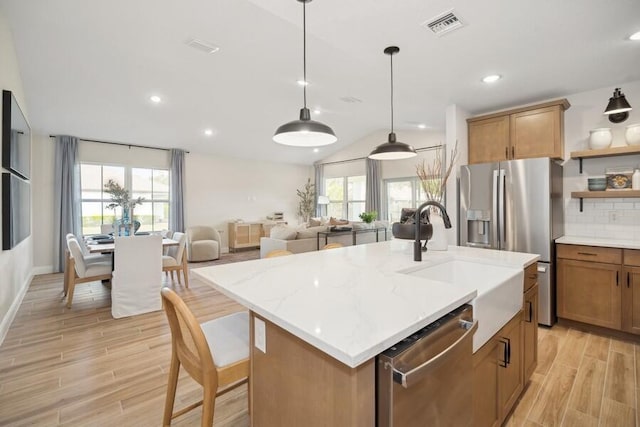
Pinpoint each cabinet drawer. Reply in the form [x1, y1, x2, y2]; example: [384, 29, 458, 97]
[624, 249, 640, 267]
[523, 263, 537, 292]
[557, 244, 622, 264]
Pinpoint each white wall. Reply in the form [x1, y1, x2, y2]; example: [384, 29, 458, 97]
[562, 80, 640, 240]
[445, 104, 470, 245]
[0, 10, 33, 345]
[185, 154, 311, 251]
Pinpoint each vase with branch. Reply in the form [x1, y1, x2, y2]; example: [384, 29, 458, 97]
[415, 141, 458, 250]
[104, 179, 144, 236]
[415, 140, 458, 210]
[296, 178, 316, 224]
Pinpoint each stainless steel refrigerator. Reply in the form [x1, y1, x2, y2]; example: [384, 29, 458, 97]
[459, 158, 564, 326]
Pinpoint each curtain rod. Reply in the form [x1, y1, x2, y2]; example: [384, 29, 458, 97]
[48, 135, 189, 154]
[316, 145, 444, 167]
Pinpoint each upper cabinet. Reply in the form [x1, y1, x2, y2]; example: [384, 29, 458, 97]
[468, 99, 570, 164]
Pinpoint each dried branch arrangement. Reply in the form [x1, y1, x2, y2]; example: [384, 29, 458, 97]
[415, 140, 458, 205]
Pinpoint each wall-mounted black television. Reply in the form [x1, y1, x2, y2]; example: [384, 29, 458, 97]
[2, 172, 31, 250]
[2, 90, 31, 180]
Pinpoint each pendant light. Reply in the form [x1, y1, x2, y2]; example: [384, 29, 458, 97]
[603, 87, 633, 124]
[369, 46, 417, 160]
[273, 0, 336, 147]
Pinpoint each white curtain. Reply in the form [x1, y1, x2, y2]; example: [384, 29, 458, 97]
[314, 163, 325, 217]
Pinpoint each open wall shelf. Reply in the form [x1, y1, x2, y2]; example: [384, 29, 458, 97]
[571, 190, 640, 211]
[571, 145, 640, 173]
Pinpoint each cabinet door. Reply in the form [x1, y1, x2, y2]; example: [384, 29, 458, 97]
[236, 224, 251, 245]
[468, 116, 510, 164]
[557, 259, 622, 330]
[249, 223, 263, 245]
[622, 266, 640, 335]
[498, 312, 523, 422]
[473, 337, 500, 427]
[523, 283, 538, 381]
[510, 106, 563, 159]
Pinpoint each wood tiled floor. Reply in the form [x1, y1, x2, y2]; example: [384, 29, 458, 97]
[0, 250, 638, 426]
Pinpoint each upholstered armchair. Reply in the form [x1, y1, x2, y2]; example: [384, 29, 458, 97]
[186, 226, 221, 262]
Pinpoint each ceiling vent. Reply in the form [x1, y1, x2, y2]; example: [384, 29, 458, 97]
[422, 10, 464, 37]
[185, 38, 220, 54]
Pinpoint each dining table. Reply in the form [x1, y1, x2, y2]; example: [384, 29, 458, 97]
[86, 237, 179, 253]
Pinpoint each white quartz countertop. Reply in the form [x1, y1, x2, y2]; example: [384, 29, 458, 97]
[192, 240, 538, 368]
[556, 236, 640, 250]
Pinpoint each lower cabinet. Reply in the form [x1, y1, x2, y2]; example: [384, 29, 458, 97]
[523, 282, 539, 382]
[473, 310, 524, 426]
[556, 244, 640, 334]
[228, 222, 263, 252]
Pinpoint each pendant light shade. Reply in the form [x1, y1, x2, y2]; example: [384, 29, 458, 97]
[369, 46, 417, 160]
[604, 87, 632, 123]
[273, 0, 336, 147]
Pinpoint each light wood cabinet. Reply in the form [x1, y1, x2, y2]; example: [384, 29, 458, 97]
[228, 222, 263, 252]
[473, 337, 500, 427]
[523, 282, 539, 380]
[555, 244, 640, 334]
[622, 249, 640, 335]
[498, 312, 524, 421]
[468, 99, 569, 164]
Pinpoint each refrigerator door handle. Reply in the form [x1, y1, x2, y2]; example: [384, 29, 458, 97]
[492, 169, 500, 248]
[498, 169, 506, 250]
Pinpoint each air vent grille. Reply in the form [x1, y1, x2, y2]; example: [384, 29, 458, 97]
[422, 10, 464, 37]
[185, 38, 220, 54]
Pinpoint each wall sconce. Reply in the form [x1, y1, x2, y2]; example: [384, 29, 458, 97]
[604, 87, 632, 123]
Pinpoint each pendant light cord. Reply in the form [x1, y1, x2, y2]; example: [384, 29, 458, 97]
[302, 1, 307, 109]
[390, 52, 394, 134]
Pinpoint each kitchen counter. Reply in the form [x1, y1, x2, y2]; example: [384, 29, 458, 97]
[556, 235, 640, 250]
[192, 239, 538, 368]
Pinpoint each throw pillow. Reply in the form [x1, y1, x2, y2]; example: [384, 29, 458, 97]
[329, 217, 349, 225]
[270, 225, 297, 240]
[308, 217, 322, 227]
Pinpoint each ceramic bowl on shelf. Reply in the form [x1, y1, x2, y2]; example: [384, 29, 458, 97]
[587, 177, 607, 191]
[589, 128, 612, 150]
[625, 123, 640, 146]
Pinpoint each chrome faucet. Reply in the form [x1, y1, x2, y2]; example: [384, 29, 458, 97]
[414, 201, 452, 261]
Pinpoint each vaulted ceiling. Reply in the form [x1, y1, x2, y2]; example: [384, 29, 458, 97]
[1, 0, 639, 164]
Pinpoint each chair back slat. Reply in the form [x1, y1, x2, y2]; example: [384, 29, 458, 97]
[168, 232, 186, 262]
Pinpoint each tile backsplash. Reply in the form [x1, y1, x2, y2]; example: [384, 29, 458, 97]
[564, 198, 640, 240]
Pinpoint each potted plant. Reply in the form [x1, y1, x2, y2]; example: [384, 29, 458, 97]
[296, 178, 316, 224]
[359, 211, 377, 225]
[104, 179, 144, 235]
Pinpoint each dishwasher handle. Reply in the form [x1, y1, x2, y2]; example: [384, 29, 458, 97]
[390, 319, 478, 389]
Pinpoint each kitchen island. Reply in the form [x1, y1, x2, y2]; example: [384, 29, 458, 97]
[192, 240, 538, 425]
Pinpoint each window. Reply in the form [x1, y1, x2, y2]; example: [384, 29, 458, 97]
[80, 164, 170, 235]
[325, 175, 365, 221]
[384, 177, 429, 223]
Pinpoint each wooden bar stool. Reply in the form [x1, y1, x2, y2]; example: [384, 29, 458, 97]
[161, 288, 249, 426]
[264, 249, 294, 258]
[322, 242, 344, 250]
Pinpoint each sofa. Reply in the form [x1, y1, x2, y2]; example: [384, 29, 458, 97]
[259, 221, 389, 258]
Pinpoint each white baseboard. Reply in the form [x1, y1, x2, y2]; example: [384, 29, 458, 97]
[32, 265, 55, 276]
[0, 272, 33, 348]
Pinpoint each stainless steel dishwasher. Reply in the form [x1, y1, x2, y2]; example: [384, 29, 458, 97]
[376, 304, 477, 427]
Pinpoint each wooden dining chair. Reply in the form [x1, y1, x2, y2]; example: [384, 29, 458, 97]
[264, 249, 294, 258]
[161, 288, 249, 426]
[65, 238, 113, 308]
[322, 242, 344, 250]
[64, 234, 111, 295]
[163, 232, 189, 287]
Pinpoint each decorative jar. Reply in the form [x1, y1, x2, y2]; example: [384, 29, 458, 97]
[589, 128, 612, 150]
[625, 123, 640, 146]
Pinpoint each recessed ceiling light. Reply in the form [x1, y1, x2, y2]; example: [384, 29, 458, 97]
[297, 80, 309, 86]
[313, 109, 321, 115]
[204, 129, 213, 136]
[313, 148, 319, 153]
[629, 31, 640, 41]
[417, 124, 427, 129]
[482, 74, 502, 83]
[149, 95, 162, 103]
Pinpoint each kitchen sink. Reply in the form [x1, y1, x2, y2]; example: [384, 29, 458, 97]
[402, 259, 523, 352]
